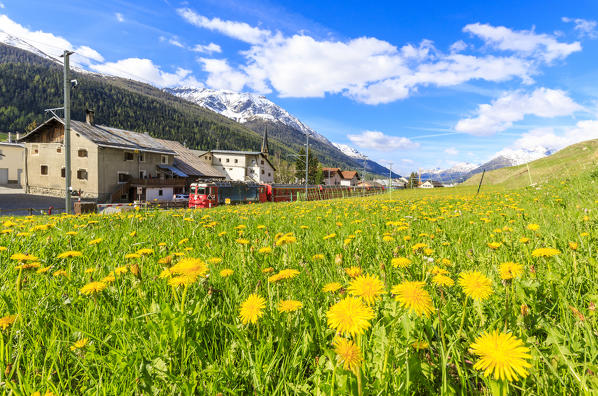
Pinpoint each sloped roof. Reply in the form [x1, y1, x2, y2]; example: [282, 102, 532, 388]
[341, 170, 359, 180]
[20, 117, 174, 155]
[210, 150, 276, 171]
[154, 139, 226, 178]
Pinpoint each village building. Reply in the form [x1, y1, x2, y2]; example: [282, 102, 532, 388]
[17, 112, 183, 202]
[0, 135, 25, 186]
[340, 170, 360, 186]
[419, 180, 444, 189]
[195, 130, 275, 183]
[154, 139, 226, 188]
[322, 167, 343, 186]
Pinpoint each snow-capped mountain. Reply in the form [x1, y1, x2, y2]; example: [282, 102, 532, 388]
[421, 162, 479, 183]
[490, 147, 556, 166]
[166, 87, 331, 144]
[332, 142, 367, 160]
[0, 33, 59, 63]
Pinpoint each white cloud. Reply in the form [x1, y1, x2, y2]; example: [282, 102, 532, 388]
[463, 23, 581, 63]
[401, 158, 415, 164]
[90, 58, 202, 88]
[198, 58, 250, 91]
[179, 10, 579, 104]
[192, 43, 222, 54]
[0, 14, 105, 67]
[177, 8, 271, 44]
[168, 38, 184, 48]
[562, 17, 597, 39]
[492, 120, 598, 162]
[115, 12, 124, 23]
[445, 147, 459, 155]
[455, 88, 583, 136]
[0, 3, 5, 9]
[347, 130, 419, 152]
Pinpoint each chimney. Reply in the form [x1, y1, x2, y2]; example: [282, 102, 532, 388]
[85, 109, 95, 125]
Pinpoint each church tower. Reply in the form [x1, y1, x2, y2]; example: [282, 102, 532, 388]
[261, 127, 270, 157]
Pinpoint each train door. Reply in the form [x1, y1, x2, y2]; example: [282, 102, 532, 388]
[207, 186, 218, 208]
[259, 185, 268, 202]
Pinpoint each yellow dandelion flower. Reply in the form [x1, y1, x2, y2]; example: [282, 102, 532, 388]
[327, 297, 375, 337]
[129, 231, 136, 237]
[432, 274, 454, 287]
[519, 237, 530, 243]
[239, 294, 266, 324]
[323, 233, 336, 240]
[568, 242, 578, 251]
[65, 231, 77, 236]
[412, 242, 427, 251]
[391, 281, 435, 318]
[178, 238, 188, 245]
[220, 269, 234, 277]
[113, 266, 128, 275]
[0, 314, 17, 330]
[469, 330, 532, 382]
[382, 235, 395, 242]
[459, 271, 493, 300]
[101, 274, 116, 283]
[53, 270, 68, 278]
[236, 238, 250, 245]
[526, 223, 540, 231]
[278, 268, 300, 279]
[70, 338, 89, 351]
[88, 238, 102, 245]
[391, 257, 411, 268]
[10, 253, 38, 262]
[261, 267, 274, 273]
[136, 248, 154, 255]
[258, 246, 272, 254]
[344, 266, 362, 278]
[430, 266, 449, 275]
[334, 337, 362, 373]
[322, 282, 342, 293]
[56, 250, 82, 259]
[158, 255, 173, 265]
[347, 274, 385, 305]
[207, 257, 223, 265]
[170, 258, 209, 278]
[499, 262, 523, 280]
[277, 300, 303, 313]
[312, 254, 325, 260]
[487, 242, 502, 250]
[159, 268, 172, 279]
[531, 247, 560, 258]
[168, 275, 197, 287]
[580, 232, 589, 237]
[36, 266, 51, 274]
[79, 281, 107, 295]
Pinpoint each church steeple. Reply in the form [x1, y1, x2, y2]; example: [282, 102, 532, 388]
[261, 127, 270, 156]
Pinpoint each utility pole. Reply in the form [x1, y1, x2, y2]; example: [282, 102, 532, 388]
[305, 132, 309, 200]
[61, 50, 74, 214]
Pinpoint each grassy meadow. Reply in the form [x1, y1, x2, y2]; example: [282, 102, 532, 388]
[0, 170, 597, 395]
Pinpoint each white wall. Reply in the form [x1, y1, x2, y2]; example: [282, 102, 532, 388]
[146, 187, 173, 201]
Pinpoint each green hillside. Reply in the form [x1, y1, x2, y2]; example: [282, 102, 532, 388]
[463, 139, 598, 188]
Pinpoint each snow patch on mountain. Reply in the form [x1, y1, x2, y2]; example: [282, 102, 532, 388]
[489, 147, 556, 166]
[167, 87, 331, 144]
[332, 142, 367, 159]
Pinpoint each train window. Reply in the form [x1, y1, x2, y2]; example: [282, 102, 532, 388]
[195, 188, 206, 195]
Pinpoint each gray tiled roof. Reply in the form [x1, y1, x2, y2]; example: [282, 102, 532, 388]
[155, 138, 226, 178]
[20, 117, 174, 154]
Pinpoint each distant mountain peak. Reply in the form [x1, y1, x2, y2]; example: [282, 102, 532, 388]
[166, 87, 331, 144]
[332, 142, 367, 160]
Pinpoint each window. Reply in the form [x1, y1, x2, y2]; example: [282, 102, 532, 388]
[77, 169, 88, 180]
[268, 172, 271, 177]
[261, 169, 264, 174]
[139, 153, 145, 162]
[32, 145, 39, 156]
[78, 149, 88, 157]
[226, 158, 230, 163]
[124, 152, 134, 161]
[158, 189, 163, 196]
[251, 160, 256, 165]
[234, 159, 238, 163]
[56, 147, 62, 153]
[118, 172, 129, 183]
[261, 160, 264, 165]
[161, 155, 167, 164]
[229, 168, 232, 171]
[139, 170, 146, 179]
[61, 168, 65, 178]
[40, 165, 48, 175]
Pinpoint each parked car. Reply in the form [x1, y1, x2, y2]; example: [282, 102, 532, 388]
[172, 194, 189, 202]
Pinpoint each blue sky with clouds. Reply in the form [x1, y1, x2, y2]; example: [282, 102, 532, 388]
[1, 0, 598, 173]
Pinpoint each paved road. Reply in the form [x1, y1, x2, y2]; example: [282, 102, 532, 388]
[0, 186, 69, 216]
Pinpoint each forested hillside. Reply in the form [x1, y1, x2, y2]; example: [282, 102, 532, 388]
[0, 43, 384, 174]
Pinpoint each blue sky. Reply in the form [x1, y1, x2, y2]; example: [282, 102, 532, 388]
[1, 0, 598, 173]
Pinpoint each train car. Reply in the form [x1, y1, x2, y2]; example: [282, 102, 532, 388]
[189, 181, 267, 208]
[266, 184, 322, 202]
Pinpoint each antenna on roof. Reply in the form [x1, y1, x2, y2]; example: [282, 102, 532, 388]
[44, 106, 65, 119]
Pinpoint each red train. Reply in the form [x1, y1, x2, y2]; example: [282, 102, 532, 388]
[188, 181, 383, 208]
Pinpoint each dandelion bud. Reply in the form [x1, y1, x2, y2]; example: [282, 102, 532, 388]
[521, 304, 530, 316]
[335, 254, 343, 265]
